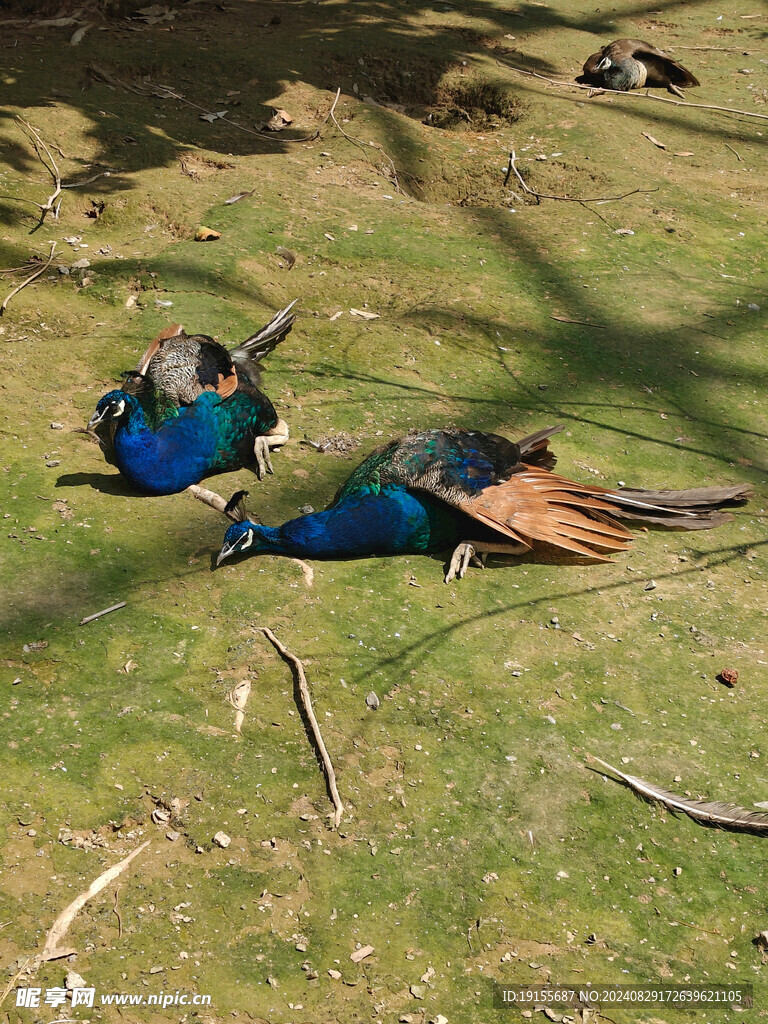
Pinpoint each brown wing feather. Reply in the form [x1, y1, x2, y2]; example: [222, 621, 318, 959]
[135, 324, 184, 376]
[214, 369, 238, 399]
[455, 469, 635, 561]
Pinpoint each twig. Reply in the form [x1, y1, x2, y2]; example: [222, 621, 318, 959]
[551, 315, 607, 328]
[0, 957, 35, 1010]
[17, 118, 62, 230]
[725, 143, 742, 161]
[668, 919, 721, 936]
[188, 483, 232, 517]
[506, 150, 657, 204]
[42, 841, 150, 957]
[498, 62, 768, 122]
[113, 887, 122, 938]
[326, 91, 402, 194]
[79, 601, 126, 625]
[259, 626, 345, 827]
[61, 170, 114, 189]
[291, 558, 315, 587]
[0, 242, 56, 316]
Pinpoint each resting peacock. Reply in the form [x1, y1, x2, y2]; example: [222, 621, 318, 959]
[214, 426, 750, 581]
[87, 301, 296, 495]
[576, 39, 699, 97]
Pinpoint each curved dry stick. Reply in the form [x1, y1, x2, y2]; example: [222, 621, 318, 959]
[259, 626, 344, 827]
[506, 150, 657, 203]
[42, 840, 150, 957]
[1, 241, 56, 316]
[498, 62, 768, 122]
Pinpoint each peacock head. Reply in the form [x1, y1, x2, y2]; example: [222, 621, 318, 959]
[88, 390, 135, 430]
[216, 490, 268, 565]
[217, 520, 266, 565]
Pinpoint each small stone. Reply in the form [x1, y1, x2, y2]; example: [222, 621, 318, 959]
[65, 971, 87, 990]
[644, 580, 657, 591]
[149, 966, 164, 974]
[27, 829, 37, 837]
[298, 505, 315, 514]
[71, 258, 91, 270]
[212, 831, 231, 848]
[328, 968, 342, 979]
[50, 422, 64, 430]
[295, 942, 307, 952]
[267, 975, 279, 988]
[366, 692, 380, 710]
[166, 831, 181, 842]
[46, 460, 61, 468]
[350, 944, 374, 963]
[410, 984, 426, 999]
[673, 867, 682, 876]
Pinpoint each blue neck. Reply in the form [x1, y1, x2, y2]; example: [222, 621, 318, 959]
[112, 394, 220, 494]
[247, 489, 460, 558]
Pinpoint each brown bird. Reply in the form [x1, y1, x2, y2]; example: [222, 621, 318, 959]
[577, 39, 699, 97]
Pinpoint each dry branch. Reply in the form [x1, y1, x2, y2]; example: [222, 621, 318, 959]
[505, 150, 657, 204]
[259, 626, 344, 827]
[42, 841, 150, 957]
[0, 242, 56, 316]
[78, 600, 126, 625]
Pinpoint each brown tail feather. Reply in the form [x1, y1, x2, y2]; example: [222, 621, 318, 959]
[455, 468, 748, 561]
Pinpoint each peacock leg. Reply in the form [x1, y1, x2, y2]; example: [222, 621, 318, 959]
[444, 540, 530, 583]
[253, 436, 274, 478]
[265, 418, 290, 448]
[253, 419, 290, 478]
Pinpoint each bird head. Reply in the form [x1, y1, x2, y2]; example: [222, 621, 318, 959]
[217, 520, 265, 565]
[595, 55, 612, 72]
[88, 390, 133, 430]
[215, 490, 268, 565]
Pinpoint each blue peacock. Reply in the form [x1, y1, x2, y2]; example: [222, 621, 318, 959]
[214, 426, 750, 581]
[87, 301, 296, 495]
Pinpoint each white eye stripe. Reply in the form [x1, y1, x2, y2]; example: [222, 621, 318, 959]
[115, 399, 126, 416]
[240, 528, 254, 550]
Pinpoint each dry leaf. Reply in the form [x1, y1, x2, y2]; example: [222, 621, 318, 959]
[349, 308, 380, 319]
[69, 23, 90, 45]
[264, 108, 293, 131]
[200, 111, 228, 122]
[674, 151, 694, 157]
[641, 132, 666, 149]
[329, 310, 344, 321]
[324, 232, 336, 241]
[195, 227, 221, 241]
[120, 659, 138, 674]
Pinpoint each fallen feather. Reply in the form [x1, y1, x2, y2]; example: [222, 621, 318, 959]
[350, 308, 380, 319]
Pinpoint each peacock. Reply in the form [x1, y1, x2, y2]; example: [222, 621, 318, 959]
[87, 301, 296, 495]
[213, 426, 750, 581]
[576, 39, 699, 96]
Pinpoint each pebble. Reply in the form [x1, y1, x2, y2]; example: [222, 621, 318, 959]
[50, 422, 64, 430]
[212, 831, 231, 848]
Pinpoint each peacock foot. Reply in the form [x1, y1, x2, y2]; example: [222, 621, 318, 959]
[253, 436, 275, 478]
[444, 543, 486, 583]
[444, 540, 530, 583]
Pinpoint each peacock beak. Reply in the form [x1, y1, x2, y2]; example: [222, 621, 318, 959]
[88, 409, 106, 429]
[216, 544, 235, 566]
